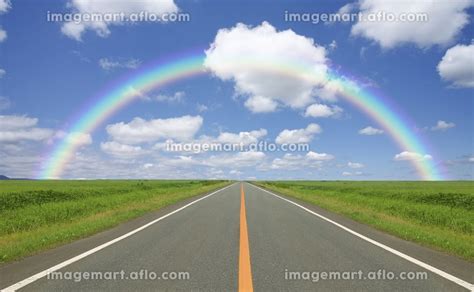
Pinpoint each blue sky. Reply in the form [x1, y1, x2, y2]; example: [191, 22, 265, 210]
[0, 0, 472, 180]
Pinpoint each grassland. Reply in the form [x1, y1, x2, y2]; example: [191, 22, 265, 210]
[0, 180, 229, 263]
[255, 181, 474, 261]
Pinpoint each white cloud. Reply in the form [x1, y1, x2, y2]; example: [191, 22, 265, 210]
[244, 96, 278, 113]
[0, 128, 53, 142]
[306, 151, 334, 161]
[101, 141, 143, 157]
[0, 0, 11, 13]
[196, 104, 208, 112]
[61, 22, 86, 41]
[431, 120, 456, 131]
[0, 68, 5, 78]
[359, 126, 384, 135]
[0, 0, 10, 44]
[106, 115, 203, 144]
[348, 161, 364, 168]
[0, 96, 10, 110]
[216, 129, 267, 145]
[154, 91, 185, 103]
[205, 22, 335, 112]
[348, 0, 473, 48]
[61, 0, 179, 41]
[469, 157, 474, 163]
[394, 151, 432, 162]
[271, 153, 309, 170]
[0, 28, 7, 43]
[275, 123, 321, 144]
[437, 43, 474, 88]
[0, 115, 54, 142]
[328, 40, 337, 50]
[99, 58, 141, 71]
[304, 103, 343, 118]
[134, 89, 185, 103]
[0, 115, 38, 130]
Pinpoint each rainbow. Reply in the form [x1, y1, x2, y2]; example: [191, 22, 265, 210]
[38, 53, 442, 180]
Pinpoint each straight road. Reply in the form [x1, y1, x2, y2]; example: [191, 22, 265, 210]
[1, 182, 473, 291]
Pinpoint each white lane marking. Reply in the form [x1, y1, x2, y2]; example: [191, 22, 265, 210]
[1, 183, 236, 292]
[249, 183, 474, 291]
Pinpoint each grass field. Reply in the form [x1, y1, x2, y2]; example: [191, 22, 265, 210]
[255, 181, 474, 262]
[0, 180, 229, 263]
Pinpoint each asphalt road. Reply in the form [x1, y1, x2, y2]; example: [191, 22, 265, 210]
[1, 182, 473, 291]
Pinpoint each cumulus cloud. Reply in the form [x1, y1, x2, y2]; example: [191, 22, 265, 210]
[348, 162, 364, 168]
[348, 0, 473, 48]
[216, 129, 267, 145]
[244, 96, 278, 113]
[304, 103, 343, 118]
[431, 120, 456, 131]
[437, 43, 474, 88]
[0, 128, 53, 143]
[205, 22, 341, 113]
[0, 115, 54, 142]
[106, 115, 203, 144]
[100, 141, 143, 157]
[0, 0, 11, 13]
[0, 115, 39, 130]
[61, 0, 179, 41]
[394, 151, 432, 161]
[275, 123, 322, 144]
[358, 126, 384, 135]
[0, 68, 5, 78]
[98, 58, 141, 71]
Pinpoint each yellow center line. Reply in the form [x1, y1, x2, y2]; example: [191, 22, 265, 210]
[239, 183, 254, 292]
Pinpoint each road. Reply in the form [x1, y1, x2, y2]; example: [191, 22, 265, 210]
[1, 182, 473, 291]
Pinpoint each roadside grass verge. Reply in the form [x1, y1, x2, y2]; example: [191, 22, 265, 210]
[0, 180, 230, 263]
[255, 181, 474, 262]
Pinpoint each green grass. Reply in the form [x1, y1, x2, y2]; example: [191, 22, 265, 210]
[0, 180, 230, 263]
[255, 181, 474, 262]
